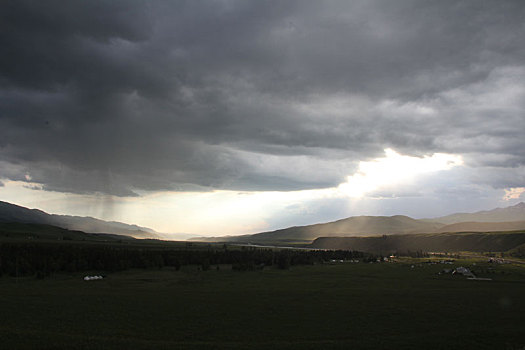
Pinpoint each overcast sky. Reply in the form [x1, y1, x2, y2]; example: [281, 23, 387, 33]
[1, 1, 524, 236]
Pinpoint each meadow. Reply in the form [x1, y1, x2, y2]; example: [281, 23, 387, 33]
[1, 258, 524, 349]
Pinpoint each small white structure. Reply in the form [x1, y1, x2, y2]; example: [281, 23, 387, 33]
[329, 259, 344, 263]
[83, 275, 104, 281]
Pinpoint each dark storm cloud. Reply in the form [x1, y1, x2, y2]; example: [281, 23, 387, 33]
[1, 0, 525, 195]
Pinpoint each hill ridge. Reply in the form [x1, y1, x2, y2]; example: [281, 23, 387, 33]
[193, 202, 525, 244]
[430, 202, 525, 224]
[0, 201, 159, 239]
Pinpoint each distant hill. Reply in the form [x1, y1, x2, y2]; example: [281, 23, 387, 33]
[0, 201, 159, 239]
[430, 202, 525, 224]
[195, 215, 443, 244]
[257, 215, 443, 242]
[311, 231, 525, 253]
[194, 202, 525, 244]
[436, 221, 525, 233]
[0, 222, 136, 242]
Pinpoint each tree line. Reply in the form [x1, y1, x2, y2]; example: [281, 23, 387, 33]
[0, 242, 374, 278]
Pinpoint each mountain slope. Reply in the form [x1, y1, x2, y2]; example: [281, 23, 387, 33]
[431, 202, 525, 224]
[436, 220, 525, 233]
[0, 222, 136, 242]
[213, 215, 443, 243]
[244, 203, 525, 243]
[310, 231, 525, 253]
[0, 201, 50, 224]
[195, 203, 525, 244]
[0, 201, 159, 239]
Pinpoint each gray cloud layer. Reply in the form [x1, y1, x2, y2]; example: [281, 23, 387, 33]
[1, 0, 524, 196]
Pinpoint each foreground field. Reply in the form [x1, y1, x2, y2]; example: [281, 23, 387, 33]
[1, 260, 524, 349]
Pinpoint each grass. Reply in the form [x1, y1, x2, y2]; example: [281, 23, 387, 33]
[1, 260, 524, 349]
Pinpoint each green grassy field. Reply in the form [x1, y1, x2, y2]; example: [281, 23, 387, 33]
[1, 259, 524, 349]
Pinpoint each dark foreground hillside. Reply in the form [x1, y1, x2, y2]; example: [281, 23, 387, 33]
[1, 261, 524, 349]
[2, 222, 525, 349]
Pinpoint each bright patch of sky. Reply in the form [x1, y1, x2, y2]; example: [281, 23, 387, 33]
[336, 149, 463, 198]
[503, 187, 525, 201]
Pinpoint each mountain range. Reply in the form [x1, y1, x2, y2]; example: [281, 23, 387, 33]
[193, 202, 525, 244]
[1, 200, 524, 243]
[428, 202, 525, 224]
[0, 201, 159, 239]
